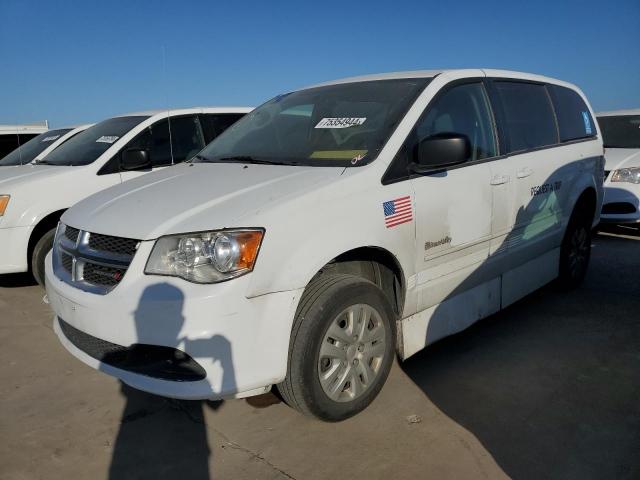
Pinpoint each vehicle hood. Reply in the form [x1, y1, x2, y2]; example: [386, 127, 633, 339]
[0, 164, 75, 191]
[62, 162, 346, 240]
[604, 148, 640, 171]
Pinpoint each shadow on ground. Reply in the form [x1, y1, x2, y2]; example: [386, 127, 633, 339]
[400, 233, 640, 479]
[0, 272, 37, 288]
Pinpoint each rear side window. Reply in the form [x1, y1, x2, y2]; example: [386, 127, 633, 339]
[200, 113, 246, 144]
[494, 81, 558, 153]
[549, 85, 596, 142]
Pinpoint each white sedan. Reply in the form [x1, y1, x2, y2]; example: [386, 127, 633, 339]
[598, 109, 640, 224]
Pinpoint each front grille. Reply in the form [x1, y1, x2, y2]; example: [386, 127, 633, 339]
[61, 252, 73, 273]
[65, 226, 80, 243]
[58, 318, 206, 382]
[89, 233, 138, 256]
[53, 225, 140, 294]
[83, 263, 126, 287]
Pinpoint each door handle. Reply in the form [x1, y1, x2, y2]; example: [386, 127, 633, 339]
[516, 167, 533, 179]
[490, 174, 510, 185]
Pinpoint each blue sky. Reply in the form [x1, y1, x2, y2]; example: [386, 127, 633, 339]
[1, 0, 638, 127]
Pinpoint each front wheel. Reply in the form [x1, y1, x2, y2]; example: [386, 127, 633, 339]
[277, 273, 396, 421]
[31, 228, 56, 287]
[557, 210, 592, 290]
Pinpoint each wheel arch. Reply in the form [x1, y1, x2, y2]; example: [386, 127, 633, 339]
[27, 209, 65, 265]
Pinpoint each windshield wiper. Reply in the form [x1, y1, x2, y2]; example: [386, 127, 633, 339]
[32, 159, 53, 165]
[207, 156, 299, 166]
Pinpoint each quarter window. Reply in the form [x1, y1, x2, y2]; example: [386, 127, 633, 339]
[494, 82, 558, 153]
[548, 85, 596, 142]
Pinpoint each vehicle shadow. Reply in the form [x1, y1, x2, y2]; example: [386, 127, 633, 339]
[0, 272, 37, 288]
[400, 163, 640, 478]
[98, 282, 237, 480]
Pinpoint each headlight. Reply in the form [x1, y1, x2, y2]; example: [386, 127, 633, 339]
[145, 229, 264, 283]
[0, 195, 9, 216]
[610, 167, 640, 184]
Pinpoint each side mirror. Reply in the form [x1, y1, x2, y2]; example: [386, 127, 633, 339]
[121, 148, 151, 171]
[410, 133, 471, 173]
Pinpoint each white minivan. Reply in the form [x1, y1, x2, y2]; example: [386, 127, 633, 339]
[597, 109, 640, 224]
[0, 122, 48, 159]
[0, 125, 92, 167]
[46, 70, 603, 421]
[0, 107, 250, 284]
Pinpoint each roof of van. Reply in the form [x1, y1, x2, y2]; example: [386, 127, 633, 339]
[0, 121, 49, 135]
[305, 69, 579, 90]
[112, 107, 252, 118]
[596, 109, 640, 117]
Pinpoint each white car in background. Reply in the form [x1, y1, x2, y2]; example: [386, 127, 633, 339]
[0, 122, 48, 159]
[597, 110, 640, 225]
[0, 125, 92, 166]
[0, 107, 250, 284]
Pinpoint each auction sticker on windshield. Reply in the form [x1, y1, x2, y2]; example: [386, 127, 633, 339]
[41, 135, 60, 142]
[96, 136, 119, 144]
[315, 117, 366, 128]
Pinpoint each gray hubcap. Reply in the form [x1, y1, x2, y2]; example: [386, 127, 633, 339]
[317, 304, 386, 402]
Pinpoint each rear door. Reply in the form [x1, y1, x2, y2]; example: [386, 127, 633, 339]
[487, 80, 566, 265]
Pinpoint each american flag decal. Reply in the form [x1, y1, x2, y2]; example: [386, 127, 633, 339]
[383, 196, 413, 228]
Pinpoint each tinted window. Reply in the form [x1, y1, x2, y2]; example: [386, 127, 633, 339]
[597, 115, 640, 148]
[123, 115, 205, 167]
[549, 85, 596, 142]
[42, 116, 148, 166]
[200, 113, 246, 144]
[195, 78, 431, 167]
[384, 82, 497, 183]
[415, 82, 497, 161]
[494, 82, 558, 153]
[0, 129, 72, 166]
[0, 133, 40, 160]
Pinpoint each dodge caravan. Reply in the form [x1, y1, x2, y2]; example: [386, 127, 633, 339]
[0, 107, 250, 284]
[597, 109, 640, 224]
[46, 70, 603, 421]
[0, 125, 92, 166]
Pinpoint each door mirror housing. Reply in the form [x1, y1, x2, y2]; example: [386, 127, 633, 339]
[410, 133, 471, 173]
[121, 148, 151, 171]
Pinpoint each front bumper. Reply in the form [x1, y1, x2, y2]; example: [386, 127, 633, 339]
[45, 242, 303, 400]
[0, 225, 32, 274]
[600, 182, 640, 224]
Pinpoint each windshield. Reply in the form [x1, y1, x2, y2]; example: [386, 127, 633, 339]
[41, 116, 148, 166]
[598, 115, 640, 148]
[0, 129, 72, 166]
[195, 78, 431, 167]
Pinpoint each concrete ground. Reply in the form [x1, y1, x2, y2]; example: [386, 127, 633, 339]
[1, 228, 639, 480]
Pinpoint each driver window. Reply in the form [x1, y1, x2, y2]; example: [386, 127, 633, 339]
[415, 82, 497, 161]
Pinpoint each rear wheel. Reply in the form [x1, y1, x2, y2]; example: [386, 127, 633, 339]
[557, 208, 592, 290]
[31, 228, 56, 287]
[277, 273, 395, 421]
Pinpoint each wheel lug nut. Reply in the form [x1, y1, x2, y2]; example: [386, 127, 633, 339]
[353, 359, 359, 366]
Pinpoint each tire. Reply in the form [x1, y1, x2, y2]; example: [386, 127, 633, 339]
[277, 273, 396, 421]
[557, 207, 592, 290]
[31, 228, 56, 287]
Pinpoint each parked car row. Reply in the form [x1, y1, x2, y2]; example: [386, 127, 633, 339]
[0, 69, 636, 421]
[0, 107, 250, 284]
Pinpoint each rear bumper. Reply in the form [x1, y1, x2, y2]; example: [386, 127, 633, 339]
[0, 226, 32, 274]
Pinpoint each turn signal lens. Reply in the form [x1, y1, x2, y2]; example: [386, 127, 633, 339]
[0, 195, 9, 216]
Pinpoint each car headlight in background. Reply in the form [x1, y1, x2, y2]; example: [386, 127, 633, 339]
[0, 195, 10, 216]
[610, 167, 640, 184]
[145, 229, 264, 283]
